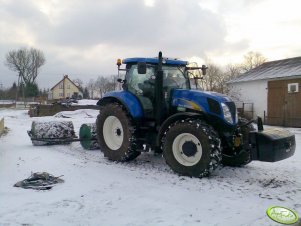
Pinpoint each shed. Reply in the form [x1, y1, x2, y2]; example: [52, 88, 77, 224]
[228, 56, 301, 127]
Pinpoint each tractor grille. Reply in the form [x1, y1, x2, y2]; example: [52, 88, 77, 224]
[207, 98, 221, 115]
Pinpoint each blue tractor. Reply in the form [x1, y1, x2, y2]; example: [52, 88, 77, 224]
[96, 52, 295, 177]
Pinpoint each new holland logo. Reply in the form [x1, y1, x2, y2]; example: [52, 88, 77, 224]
[266, 206, 299, 225]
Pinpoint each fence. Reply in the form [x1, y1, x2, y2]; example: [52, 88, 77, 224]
[235, 102, 254, 120]
[0, 100, 39, 109]
[0, 100, 15, 108]
[28, 104, 100, 117]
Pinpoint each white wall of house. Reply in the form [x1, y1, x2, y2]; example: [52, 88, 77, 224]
[228, 79, 268, 119]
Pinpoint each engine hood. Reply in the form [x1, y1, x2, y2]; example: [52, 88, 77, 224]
[172, 89, 233, 107]
[171, 89, 237, 125]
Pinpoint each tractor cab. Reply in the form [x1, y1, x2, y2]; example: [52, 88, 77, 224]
[118, 57, 203, 119]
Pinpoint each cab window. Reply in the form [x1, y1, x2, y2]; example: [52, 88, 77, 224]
[126, 65, 155, 95]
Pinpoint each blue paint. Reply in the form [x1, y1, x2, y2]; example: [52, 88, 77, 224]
[123, 57, 188, 66]
[171, 89, 237, 125]
[102, 91, 143, 119]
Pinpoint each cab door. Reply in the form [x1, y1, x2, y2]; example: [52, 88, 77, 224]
[126, 65, 156, 118]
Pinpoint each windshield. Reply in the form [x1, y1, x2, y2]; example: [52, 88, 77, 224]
[125, 64, 191, 93]
[187, 62, 204, 90]
[162, 66, 190, 89]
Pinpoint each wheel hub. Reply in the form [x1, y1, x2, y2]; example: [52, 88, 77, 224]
[172, 133, 202, 166]
[103, 116, 124, 150]
[182, 141, 197, 157]
[116, 128, 122, 136]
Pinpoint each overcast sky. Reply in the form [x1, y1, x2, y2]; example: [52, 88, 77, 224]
[1, 0, 301, 89]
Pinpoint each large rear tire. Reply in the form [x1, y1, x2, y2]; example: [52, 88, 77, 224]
[96, 103, 140, 161]
[162, 119, 221, 177]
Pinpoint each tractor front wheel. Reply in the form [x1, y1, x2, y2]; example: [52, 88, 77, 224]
[96, 103, 140, 161]
[162, 119, 221, 177]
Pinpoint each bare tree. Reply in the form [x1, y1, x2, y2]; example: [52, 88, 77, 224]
[87, 79, 96, 99]
[193, 53, 265, 100]
[109, 74, 119, 91]
[73, 78, 84, 94]
[95, 75, 118, 98]
[223, 64, 243, 100]
[96, 76, 108, 98]
[28, 48, 46, 85]
[200, 62, 224, 92]
[241, 51, 266, 72]
[5, 47, 46, 86]
[73, 78, 83, 88]
[224, 63, 242, 78]
[195, 60, 243, 97]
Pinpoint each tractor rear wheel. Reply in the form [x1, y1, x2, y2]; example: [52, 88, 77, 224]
[162, 119, 221, 177]
[96, 103, 140, 161]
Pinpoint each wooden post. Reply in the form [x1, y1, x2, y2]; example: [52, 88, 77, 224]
[0, 118, 4, 136]
[242, 102, 245, 116]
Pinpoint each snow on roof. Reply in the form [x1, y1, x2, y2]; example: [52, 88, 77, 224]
[228, 56, 301, 83]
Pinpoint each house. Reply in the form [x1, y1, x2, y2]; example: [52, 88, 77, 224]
[49, 75, 80, 100]
[228, 57, 301, 127]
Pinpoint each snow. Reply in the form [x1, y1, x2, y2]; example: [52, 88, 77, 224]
[54, 109, 99, 119]
[0, 109, 300, 226]
[72, 99, 98, 106]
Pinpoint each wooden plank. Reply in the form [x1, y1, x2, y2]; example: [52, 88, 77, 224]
[267, 78, 301, 127]
[267, 80, 285, 126]
[0, 118, 4, 135]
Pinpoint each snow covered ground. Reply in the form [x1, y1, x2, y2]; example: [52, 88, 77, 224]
[0, 109, 300, 226]
[75, 99, 98, 105]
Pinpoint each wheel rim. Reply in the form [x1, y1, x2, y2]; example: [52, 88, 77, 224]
[172, 133, 202, 166]
[103, 116, 124, 150]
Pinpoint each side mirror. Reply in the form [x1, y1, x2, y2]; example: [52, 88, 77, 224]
[137, 62, 147, 74]
[201, 65, 208, 75]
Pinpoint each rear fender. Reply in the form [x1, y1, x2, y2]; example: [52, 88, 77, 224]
[97, 91, 143, 119]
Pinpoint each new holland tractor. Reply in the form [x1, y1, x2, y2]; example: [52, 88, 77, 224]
[94, 52, 295, 177]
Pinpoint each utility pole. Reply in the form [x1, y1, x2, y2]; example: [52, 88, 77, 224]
[16, 74, 21, 103]
[0, 83, 2, 100]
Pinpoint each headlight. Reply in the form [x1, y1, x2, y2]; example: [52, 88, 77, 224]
[221, 103, 233, 124]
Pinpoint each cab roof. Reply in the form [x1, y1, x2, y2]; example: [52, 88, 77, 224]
[122, 57, 188, 66]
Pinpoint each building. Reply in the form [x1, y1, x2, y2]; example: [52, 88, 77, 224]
[228, 57, 301, 127]
[49, 75, 80, 100]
